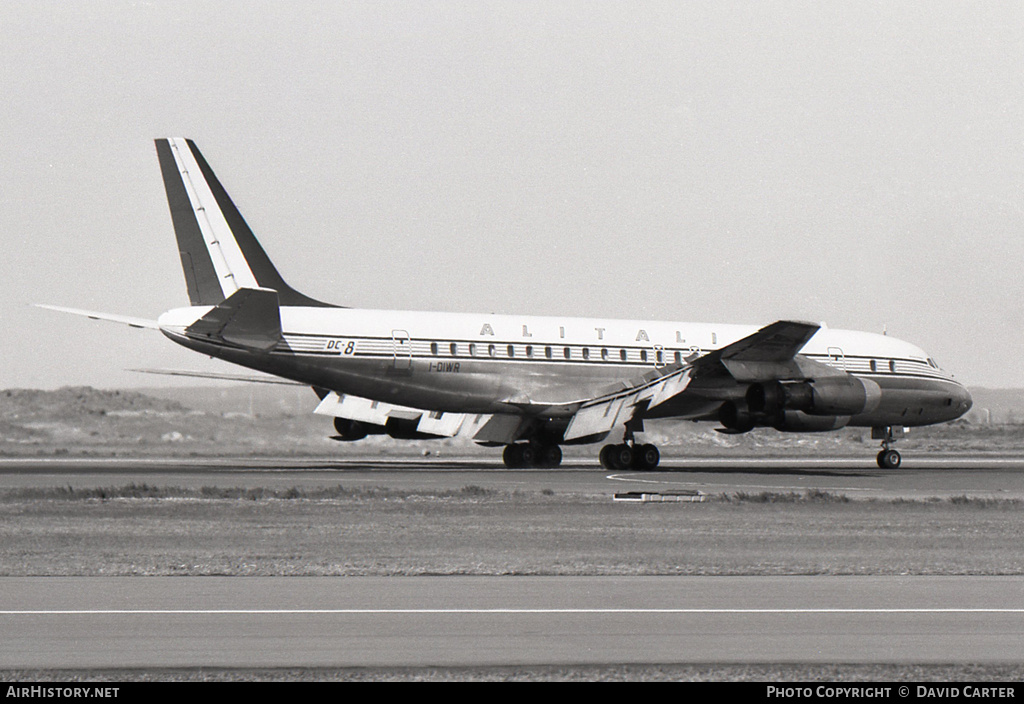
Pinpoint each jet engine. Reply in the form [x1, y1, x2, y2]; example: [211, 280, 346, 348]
[718, 401, 755, 433]
[746, 376, 881, 417]
[770, 411, 850, 433]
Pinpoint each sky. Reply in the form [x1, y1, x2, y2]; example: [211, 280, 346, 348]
[1, 0, 1022, 389]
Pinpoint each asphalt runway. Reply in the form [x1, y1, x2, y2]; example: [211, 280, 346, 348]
[3, 576, 1024, 668]
[3, 454, 1024, 499]
[4, 455, 1024, 670]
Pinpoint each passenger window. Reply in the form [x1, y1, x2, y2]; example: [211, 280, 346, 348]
[430, 342, 438, 355]
[450, 342, 458, 356]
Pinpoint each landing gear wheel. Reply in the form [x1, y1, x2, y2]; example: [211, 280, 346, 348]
[633, 444, 660, 470]
[535, 444, 563, 468]
[503, 444, 523, 468]
[877, 449, 902, 469]
[503, 443, 537, 468]
[599, 444, 634, 469]
[611, 444, 634, 470]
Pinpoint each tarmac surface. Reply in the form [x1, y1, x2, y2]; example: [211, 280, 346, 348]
[2, 454, 1024, 499]
[3, 454, 1024, 670]
[3, 575, 1024, 668]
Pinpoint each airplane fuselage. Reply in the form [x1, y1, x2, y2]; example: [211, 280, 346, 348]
[158, 305, 972, 431]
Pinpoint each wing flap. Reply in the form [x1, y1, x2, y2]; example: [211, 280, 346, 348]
[563, 366, 692, 441]
[314, 391, 508, 441]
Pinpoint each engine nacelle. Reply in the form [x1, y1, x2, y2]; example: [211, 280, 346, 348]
[747, 377, 881, 417]
[719, 401, 755, 433]
[771, 411, 850, 433]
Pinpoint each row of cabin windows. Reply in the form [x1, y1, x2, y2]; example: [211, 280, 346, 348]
[422, 342, 919, 374]
[427, 341, 682, 365]
[869, 359, 899, 374]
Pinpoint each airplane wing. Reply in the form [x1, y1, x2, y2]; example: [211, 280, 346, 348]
[561, 320, 820, 441]
[694, 319, 820, 382]
[35, 304, 159, 329]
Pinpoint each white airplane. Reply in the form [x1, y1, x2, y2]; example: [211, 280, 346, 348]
[41, 138, 973, 469]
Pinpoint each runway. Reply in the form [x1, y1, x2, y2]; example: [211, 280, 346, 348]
[3, 454, 1024, 499]
[3, 455, 1024, 671]
[3, 576, 1024, 668]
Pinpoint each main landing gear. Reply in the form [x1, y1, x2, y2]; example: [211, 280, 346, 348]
[599, 442, 661, 470]
[502, 442, 563, 468]
[872, 426, 905, 469]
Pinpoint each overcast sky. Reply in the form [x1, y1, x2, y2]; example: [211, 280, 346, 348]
[2, 0, 1022, 389]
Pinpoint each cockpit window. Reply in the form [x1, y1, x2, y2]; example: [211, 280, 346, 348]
[927, 358, 940, 369]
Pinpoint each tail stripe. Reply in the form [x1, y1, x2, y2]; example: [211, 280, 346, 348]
[166, 138, 259, 296]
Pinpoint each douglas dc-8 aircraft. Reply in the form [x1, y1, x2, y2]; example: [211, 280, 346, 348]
[42, 138, 972, 469]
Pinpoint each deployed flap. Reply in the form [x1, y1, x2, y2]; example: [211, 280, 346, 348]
[314, 391, 486, 440]
[185, 287, 282, 350]
[703, 320, 819, 382]
[472, 414, 529, 444]
[314, 392, 402, 426]
[563, 366, 692, 441]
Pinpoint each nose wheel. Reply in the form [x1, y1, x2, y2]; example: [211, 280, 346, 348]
[872, 426, 905, 469]
[877, 448, 902, 469]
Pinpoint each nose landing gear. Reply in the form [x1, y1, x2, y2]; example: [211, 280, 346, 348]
[872, 426, 905, 469]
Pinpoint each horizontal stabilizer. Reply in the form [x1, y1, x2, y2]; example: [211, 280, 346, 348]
[35, 304, 159, 329]
[129, 368, 303, 385]
[184, 287, 282, 350]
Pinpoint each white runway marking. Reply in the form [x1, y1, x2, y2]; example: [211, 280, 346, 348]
[5, 608, 1024, 615]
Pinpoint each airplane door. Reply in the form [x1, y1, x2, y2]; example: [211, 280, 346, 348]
[827, 346, 846, 371]
[391, 330, 412, 371]
[652, 344, 667, 370]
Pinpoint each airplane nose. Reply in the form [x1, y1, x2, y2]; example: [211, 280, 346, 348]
[957, 385, 973, 415]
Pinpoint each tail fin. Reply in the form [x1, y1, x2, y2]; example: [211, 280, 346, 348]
[154, 138, 336, 308]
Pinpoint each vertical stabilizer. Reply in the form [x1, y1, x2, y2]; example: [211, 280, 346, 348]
[154, 138, 335, 308]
